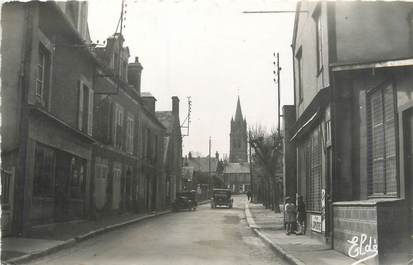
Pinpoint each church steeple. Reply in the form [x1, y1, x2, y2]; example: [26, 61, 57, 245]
[234, 96, 243, 121]
[230, 96, 248, 163]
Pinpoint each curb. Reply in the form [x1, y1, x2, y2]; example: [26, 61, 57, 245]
[5, 210, 171, 265]
[244, 203, 305, 265]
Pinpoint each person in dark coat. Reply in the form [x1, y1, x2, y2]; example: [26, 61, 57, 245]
[296, 195, 306, 235]
[247, 190, 252, 201]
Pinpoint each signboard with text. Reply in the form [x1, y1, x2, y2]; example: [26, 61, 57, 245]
[311, 215, 322, 233]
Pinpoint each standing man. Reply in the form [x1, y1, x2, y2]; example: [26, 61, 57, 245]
[247, 190, 252, 202]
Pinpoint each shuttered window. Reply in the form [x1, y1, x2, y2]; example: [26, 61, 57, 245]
[306, 128, 322, 212]
[367, 83, 397, 196]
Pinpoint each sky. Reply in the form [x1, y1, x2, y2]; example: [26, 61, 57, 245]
[88, 0, 296, 157]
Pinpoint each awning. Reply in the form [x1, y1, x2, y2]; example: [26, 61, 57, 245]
[288, 86, 330, 143]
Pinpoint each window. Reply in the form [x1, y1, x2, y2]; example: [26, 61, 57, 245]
[126, 114, 134, 154]
[114, 103, 124, 149]
[78, 81, 93, 134]
[314, 6, 323, 72]
[33, 144, 55, 197]
[296, 48, 303, 103]
[367, 83, 397, 196]
[87, 88, 94, 136]
[36, 46, 50, 105]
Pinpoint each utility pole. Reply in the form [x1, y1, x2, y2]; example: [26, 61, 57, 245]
[208, 137, 212, 195]
[273, 52, 282, 135]
[249, 132, 254, 202]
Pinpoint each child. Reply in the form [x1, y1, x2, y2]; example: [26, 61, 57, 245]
[284, 197, 296, 235]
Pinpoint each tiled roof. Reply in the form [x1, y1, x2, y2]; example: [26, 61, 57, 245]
[185, 157, 219, 173]
[223, 162, 250, 174]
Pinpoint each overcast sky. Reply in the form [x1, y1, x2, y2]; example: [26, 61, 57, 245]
[88, 0, 296, 158]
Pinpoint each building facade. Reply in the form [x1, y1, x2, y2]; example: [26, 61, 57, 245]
[1, 1, 95, 235]
[289, 1, 413, 263]
[1, 1, 179, 236]
[156, 96, 183, 205]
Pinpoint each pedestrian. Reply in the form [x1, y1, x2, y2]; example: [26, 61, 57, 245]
[284, 197, 296, 235]
[247, 190, 251, 201]
[295, 195, 306, 235]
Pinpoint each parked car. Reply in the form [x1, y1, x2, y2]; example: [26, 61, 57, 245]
[172, 191, 197, 211]
[211, 189, 233, 208]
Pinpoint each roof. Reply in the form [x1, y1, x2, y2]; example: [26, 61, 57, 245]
[155, 111, 174, 133]
[223, 162, 250, 174]
[185, 157, 219, 173]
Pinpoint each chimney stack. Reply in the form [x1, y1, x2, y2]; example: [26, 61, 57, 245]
[128, 57, 143, 96]
[172, 96, 179, 117]
[215, 151, 219, 160]
[141, 92, 156, 114]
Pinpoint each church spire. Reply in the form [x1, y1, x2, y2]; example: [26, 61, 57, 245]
[234, 96, 243, 121]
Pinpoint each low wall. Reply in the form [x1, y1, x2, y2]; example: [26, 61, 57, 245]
[333, 199, 407, 265]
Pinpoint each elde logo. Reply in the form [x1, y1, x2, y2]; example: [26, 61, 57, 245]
[347, 233, 378, 265]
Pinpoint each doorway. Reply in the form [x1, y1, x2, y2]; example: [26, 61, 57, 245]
[403, 107, 413, 259]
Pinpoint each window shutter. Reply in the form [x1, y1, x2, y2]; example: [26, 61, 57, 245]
[78, 81, 84, 131]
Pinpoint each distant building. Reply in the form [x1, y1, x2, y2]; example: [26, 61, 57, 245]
[156, 96, 183, 205]
[224, 97, 250, 193]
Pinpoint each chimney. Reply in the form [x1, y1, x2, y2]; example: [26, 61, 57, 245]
[215, 151, 219, 160]
[128, 57, 143, 96]
[172, 96, 179, 117]
[141, 92, 156, 114]
[188, 152, 192, 159]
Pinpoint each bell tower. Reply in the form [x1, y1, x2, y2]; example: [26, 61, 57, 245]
[229, 96, 248, 162]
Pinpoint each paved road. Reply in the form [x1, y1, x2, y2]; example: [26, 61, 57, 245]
[26, 195, 287, 265]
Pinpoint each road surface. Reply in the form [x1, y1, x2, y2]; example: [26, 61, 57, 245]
[26, 195, 287, 265]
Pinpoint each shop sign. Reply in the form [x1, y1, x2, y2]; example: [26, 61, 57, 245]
[311, 215, 322, 232]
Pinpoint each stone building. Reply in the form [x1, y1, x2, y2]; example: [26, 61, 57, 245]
[0, 1, 178, 236]
[1, 1, 95, 235]
[288, 1, 413, 263]
[156, 96, 183, 205]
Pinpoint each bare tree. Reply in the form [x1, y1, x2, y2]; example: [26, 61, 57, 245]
[249, 125, 283, 212]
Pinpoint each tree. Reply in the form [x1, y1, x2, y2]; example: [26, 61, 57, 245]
[249, 125, 283, 212]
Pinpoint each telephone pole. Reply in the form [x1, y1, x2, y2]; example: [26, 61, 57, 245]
[208, 137, 212, 194]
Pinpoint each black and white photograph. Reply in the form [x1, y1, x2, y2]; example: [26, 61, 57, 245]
[1, 0, 413, 264]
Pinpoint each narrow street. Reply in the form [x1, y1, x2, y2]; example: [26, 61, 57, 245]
[25, 196, 287, 265]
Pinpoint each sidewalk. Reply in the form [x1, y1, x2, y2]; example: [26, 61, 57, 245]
[1, 210, 170, 264]
[245, 202, 362, 265]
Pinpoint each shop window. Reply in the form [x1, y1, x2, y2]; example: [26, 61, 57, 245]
[33, 144, 55, 197]
[304, 128, 322, 212]
[367, 82, 397, 196]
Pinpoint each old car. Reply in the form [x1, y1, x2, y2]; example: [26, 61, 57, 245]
[211, 188, 233, 208]
[172, 191, 197, 211]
